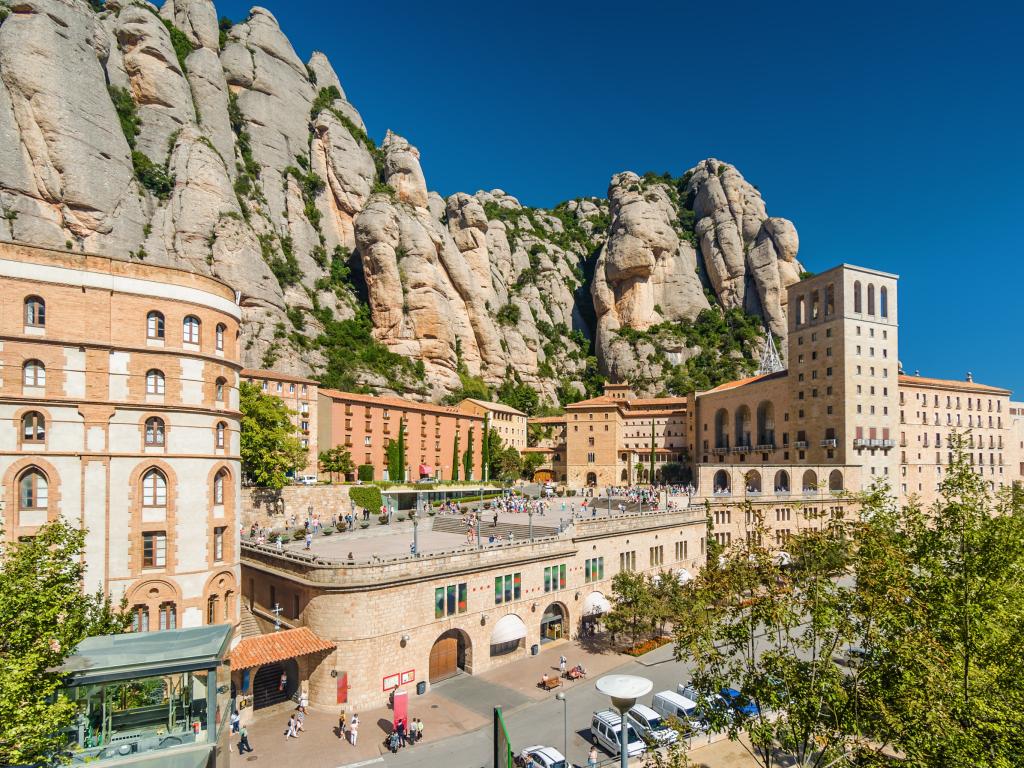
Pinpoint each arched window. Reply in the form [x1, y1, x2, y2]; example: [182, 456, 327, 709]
[713, 469, 731, 494]
[213, 470, 226, 505]
[142, 469, 167, 507]
[795, 296, 805, 325]
[183, 315, 201, 345]
[802, 469, 818, 492]
[880, 286, 888, 318]
[147, 311, 165, 340]
[24, 296, 45, 327]
[146, 369, 165, 395]
[714, 409, 729, 449]
[18, 468, 48, 510]
[145, 417, 165, 446]
[215, 377, 226, 402]
[23, 360, 45, 387]
[867, 284, 875, 315]
[734, 405, 752, 448]
[853, 281, 862, 313]
[207, 595, 219, 625]
[774, 469, 790, 493]
[224, 591, 234, 622]
[215, 422, 226, 449]
[215, 323, 225, 351]
[829, 469, 844, 492]
[22, 411, 45, 443]
[756, 401, 774, 446]
[824, 285, 835, 316]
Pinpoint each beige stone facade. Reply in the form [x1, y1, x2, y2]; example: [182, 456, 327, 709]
[240, 496, 854, 711]
[242, 369, 319, 476]
[897, 375, 1012, 506]
[458, 398, 528, 453]
[0, 241, 242, 632]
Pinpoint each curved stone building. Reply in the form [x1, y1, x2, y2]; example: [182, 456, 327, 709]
[0, 242, 242, 631]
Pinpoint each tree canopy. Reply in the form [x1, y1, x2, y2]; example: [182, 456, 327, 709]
[239, 381, 307, 489]
[0, 520, 130, 765]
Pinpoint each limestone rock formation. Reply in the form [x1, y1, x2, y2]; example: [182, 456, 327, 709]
[0, 0, 803, 404]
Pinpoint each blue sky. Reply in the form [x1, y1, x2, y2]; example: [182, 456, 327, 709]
[217, 0, 1023, 392]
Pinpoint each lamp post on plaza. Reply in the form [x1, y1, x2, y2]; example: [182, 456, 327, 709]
[411, 511, 419, 557]
[596, 674, 652, 768]
[528, 506, 534, 542]
[554, 691, 567, 758]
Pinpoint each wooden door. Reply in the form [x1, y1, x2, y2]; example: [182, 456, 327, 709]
[429, 635, 458, 682]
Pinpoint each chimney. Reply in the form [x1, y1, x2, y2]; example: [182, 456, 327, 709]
[966, 372, 973, 383]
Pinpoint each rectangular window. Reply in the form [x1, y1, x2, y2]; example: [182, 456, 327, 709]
[213, 526, 225, 562]
[142, 532, 166, 568]
[584, 557, 604, 582]
[495, 573, 521, 604]
[436, 582, 468, 617]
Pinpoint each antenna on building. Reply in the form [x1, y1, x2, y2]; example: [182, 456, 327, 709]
[756, 326, 784, 375]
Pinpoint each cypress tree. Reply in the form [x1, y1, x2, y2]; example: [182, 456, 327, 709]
[452, 432, 460, 481]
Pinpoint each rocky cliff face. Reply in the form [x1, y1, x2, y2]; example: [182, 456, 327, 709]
[0, 0, 802, 403]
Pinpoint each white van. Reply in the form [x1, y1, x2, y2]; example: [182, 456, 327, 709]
[590, 710, 645, 757]
[651, 690, 704, 733]
[627, 704, 678, 745]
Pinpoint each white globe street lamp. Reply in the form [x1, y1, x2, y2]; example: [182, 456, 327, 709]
[596, 674, 653, 768]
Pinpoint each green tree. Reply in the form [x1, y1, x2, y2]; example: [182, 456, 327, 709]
[385, 438, 400, 482]
[451, 431, 460, 481]
[497, 446, 523, 482]
[348, 485, 382, 515]
[239, 381, 307, 489]
[0, 519, 131, 766]
[318, 446, 354, 483]
[463, 427, 475, 481]
[497, 377, 540, 416]
[649, 418, 656, 482]
[481, 414, 491, 480]
[521, 451, 545, 481]
[604, 570, 656, 645]
[396, 417, 407, 481]
[485, 425, 504, 481]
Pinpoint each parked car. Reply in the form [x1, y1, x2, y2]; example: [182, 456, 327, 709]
[296, 474, 318, 485]
[719, 687, 760, 718]
[627, 703, 679, 745]
[518, 745, 567, 768]
[678, 684, 729, 724]
[651, 690, 705, 733]
[591, 710, 646, 757]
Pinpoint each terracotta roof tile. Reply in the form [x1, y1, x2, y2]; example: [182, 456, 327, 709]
[897, 374, 1010, 395]
[319, 388, 485, 419]
[528, 415, 568, 425]
[228, 627, 336, 671]
[704, 370, 788, 393]
[242, 368, 319, 386]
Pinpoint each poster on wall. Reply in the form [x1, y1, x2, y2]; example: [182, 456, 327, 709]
[400, 669, 415, 684]
[382, 673, 400, 691]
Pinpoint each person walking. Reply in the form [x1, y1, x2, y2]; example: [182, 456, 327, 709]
[559, 655, 567, 676]
[588, 745, 599, 766]
[415, 718, 423, 743]
[396, 718, 406, 748]
[349, 713, 359, 746]
[238, 725, 253, 754]
[285, 714, 298, 739]
[230, 710, 240, 734]
[338, 709, 346, 740]
[304, 530, 312, 550]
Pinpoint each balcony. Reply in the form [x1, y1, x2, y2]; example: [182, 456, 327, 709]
[793, 441, 808, 449]
[755, 443, 776, 452]
[819, 438, 838, 448]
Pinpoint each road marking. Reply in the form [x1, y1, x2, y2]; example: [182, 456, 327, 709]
[336, 758, 384, 768]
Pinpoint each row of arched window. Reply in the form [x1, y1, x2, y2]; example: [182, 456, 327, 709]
[712, 468, 844, 494]
[14, 464, 231, 512]
[16, 412, 229, 450]
[147, 311, 226, 352]
[17, 359, 230, 403]
[713, 403, 776, 449]
[19, 296, 229, 352]
[852, 281, 889, 318]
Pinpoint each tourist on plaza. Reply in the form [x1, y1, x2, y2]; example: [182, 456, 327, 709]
[285, 713, 298, 739]
[559, 655, 567, 675]
[338, 709, 346, 739]
[413, 718, 423, 743]
[304, 530, 312, 550]
[279, 670, 287, 691]
[230, 710, 240, 733]
[396, 717, 407, 747]
[350, 714, 359, 745]
[238, 725, 253, 754]
[387, 729, 400, 753]
[588, 745, 599, 766]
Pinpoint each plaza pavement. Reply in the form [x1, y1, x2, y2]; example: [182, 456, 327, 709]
[240, 633, 762, 768]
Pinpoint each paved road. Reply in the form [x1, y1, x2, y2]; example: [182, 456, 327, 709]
[380, 642, 692, 768]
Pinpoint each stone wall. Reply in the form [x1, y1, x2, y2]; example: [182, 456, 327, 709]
[242, 484, 355, 528]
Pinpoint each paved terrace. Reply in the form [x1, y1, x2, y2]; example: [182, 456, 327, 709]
[242, 501, 707, 569]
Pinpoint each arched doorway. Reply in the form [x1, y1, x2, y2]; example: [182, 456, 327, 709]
[802, 470, 818, 492]
[745, 470, 761, 493]
[534, 468, 554, 483]
[774, 470, 790, 493]
[541, 602, 568, 644]
[429, 629, 471, 683]
[713, 469, 730, 494]
[829, 470, 844, 492]
[585, 472, 597, 486]
[252, 658, 298, 710]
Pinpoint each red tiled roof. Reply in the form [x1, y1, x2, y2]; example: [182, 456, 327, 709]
[228, 627, 336, 671]
[630, 396, 688, 406]
[529, 415, 568, 425]
[897, 374, 1010, 395]
[565, 395, 615, 409]
[319, 388, 484, 419]
[704, 370, 787, 393]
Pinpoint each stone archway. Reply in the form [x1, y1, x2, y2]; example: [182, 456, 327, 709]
[252, 658, 298, 710]
[585, 472, 597, 486]
[429, 628, 472, 683]
[540, 602, 569, 644]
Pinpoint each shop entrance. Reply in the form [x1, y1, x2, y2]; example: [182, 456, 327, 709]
[429, 629, 470, 683]
[252, 658, 298, 710]
[540, 602, 567, 644]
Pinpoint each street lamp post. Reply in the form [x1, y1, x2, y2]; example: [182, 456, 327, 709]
[555, 691, 567, 758]
[411, 513, 419, 556]
[528, 507, 534, 542]
[596, 674, 653, 768]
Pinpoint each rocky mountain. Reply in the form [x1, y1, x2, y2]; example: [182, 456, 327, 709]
[0, 0, 803, 404]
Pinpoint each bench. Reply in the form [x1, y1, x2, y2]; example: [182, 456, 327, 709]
[539, 677, 561, 690]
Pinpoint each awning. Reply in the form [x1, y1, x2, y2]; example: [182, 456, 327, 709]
[419, 464, 434, 476]
[228, 627, 336, 671]
[490, 614, 527, 646]
[582, 591, 611, 616]
[676, 568, 693, 584]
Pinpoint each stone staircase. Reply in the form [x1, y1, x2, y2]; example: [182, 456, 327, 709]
[430, 515, 559, 539]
